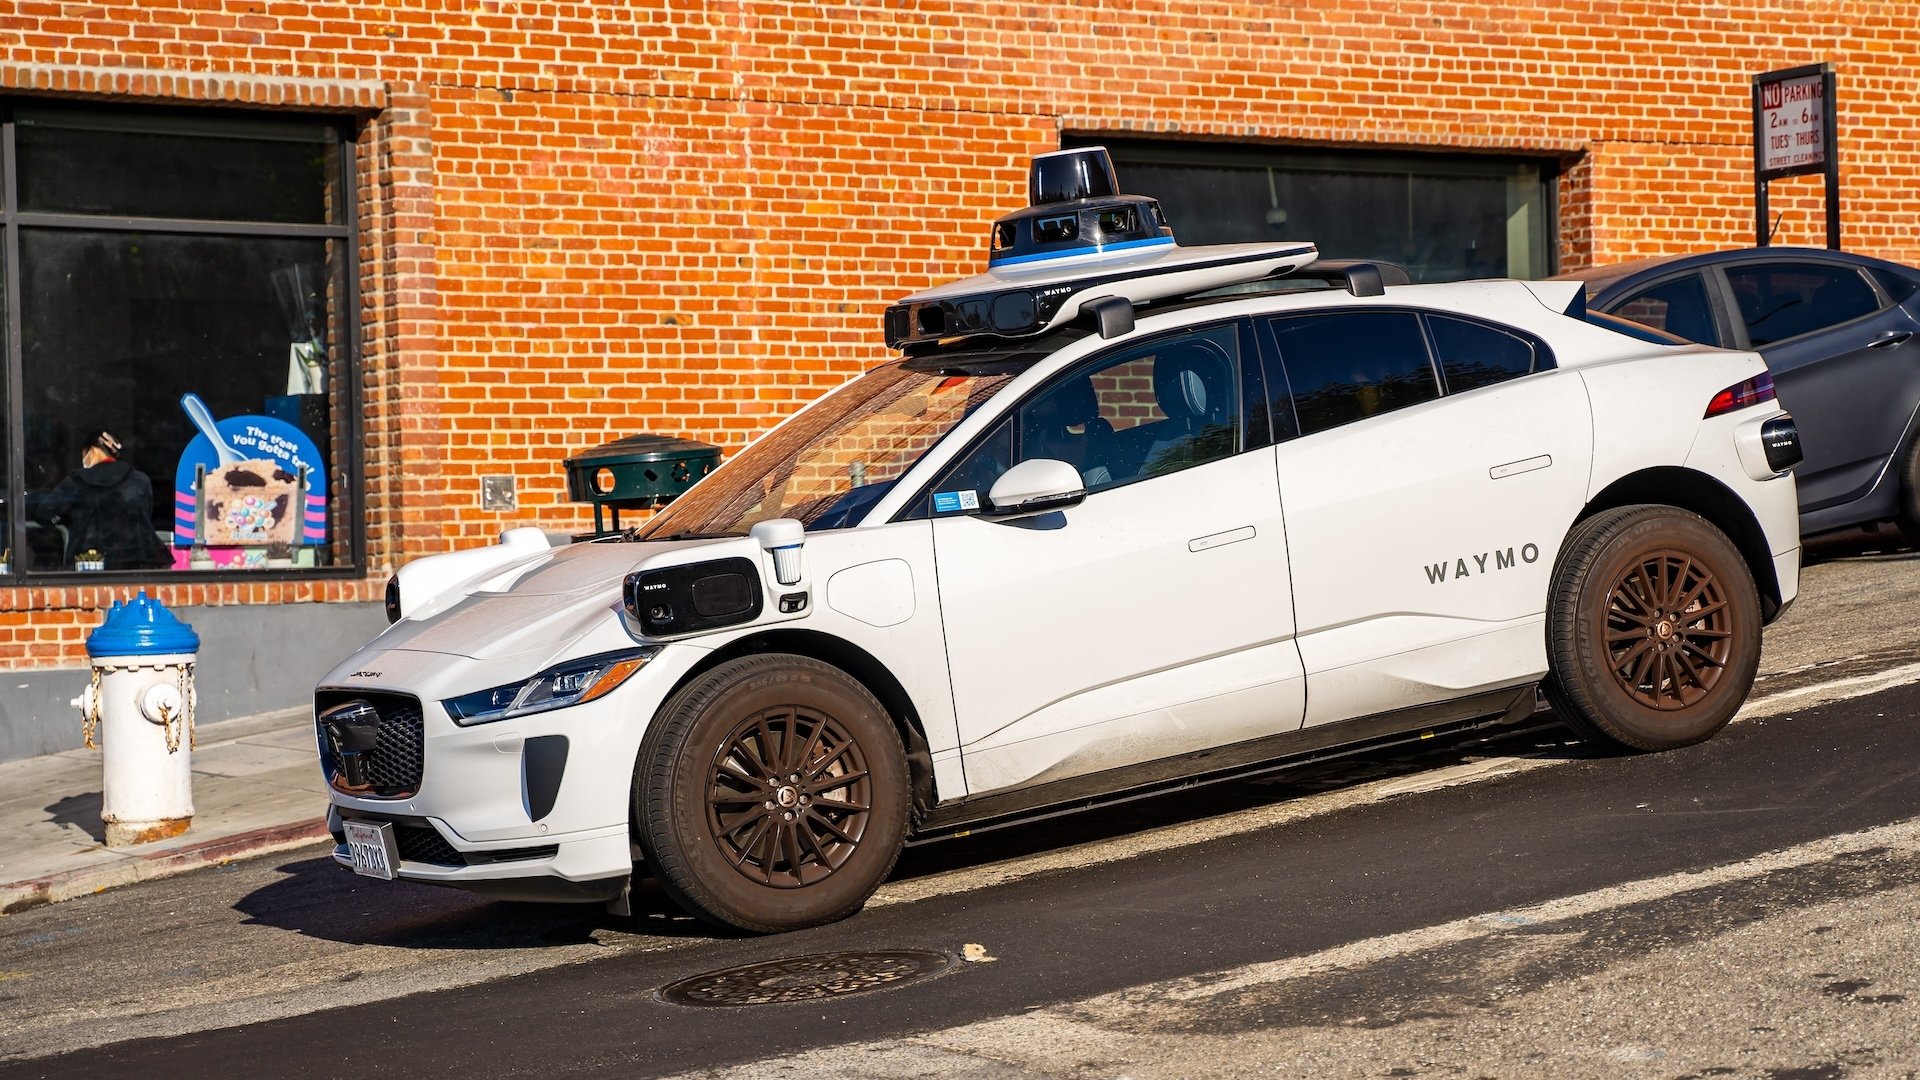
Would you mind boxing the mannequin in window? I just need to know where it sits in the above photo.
[32,430,173,570]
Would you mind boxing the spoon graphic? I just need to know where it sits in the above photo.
[181,393,245,467]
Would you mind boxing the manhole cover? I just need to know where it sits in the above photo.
[659,950,954,1006]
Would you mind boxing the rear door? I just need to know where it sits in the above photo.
[1721,259,1920,514]
[1260,308,1593,728]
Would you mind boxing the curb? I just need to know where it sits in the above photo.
[0,818,333,916]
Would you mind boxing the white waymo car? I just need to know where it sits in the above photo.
[318,149,1803,932]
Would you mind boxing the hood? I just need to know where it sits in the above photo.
[378,536,729,662]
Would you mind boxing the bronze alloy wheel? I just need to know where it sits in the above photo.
[1545,504,1762,753]
[706,706,873,889]
[637,653,909,933]
[1601,549,1735,710]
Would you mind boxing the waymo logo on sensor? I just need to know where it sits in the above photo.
[1426,544,1541,584]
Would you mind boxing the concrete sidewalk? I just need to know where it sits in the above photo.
[0,706,331,915]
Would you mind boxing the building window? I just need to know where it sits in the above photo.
[2,104,358,578]
[1075,137,1557,283]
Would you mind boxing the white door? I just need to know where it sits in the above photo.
[1261,310,1594,727]
[922,322,1305,797]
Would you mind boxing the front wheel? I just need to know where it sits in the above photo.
[1545,505,1762,753]
[635,653,909,933]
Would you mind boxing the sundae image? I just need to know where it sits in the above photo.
[201,460,301,546]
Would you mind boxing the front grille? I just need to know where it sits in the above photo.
[316,691,426,798]
[395,823,463,866]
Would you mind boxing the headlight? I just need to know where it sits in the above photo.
[384,575,402,623]
[443,647,661,726]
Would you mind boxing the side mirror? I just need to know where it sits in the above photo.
[985,458,1086,518]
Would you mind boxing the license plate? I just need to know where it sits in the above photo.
[343,820,400,880]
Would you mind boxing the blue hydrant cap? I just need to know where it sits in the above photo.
[86,591,200,658]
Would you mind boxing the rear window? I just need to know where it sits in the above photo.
[1427,315,1540,393]
[1608,273,1719,345]
[1871,267,1919,305]
[1586,310,1691,346]
[1724,263,1881,346]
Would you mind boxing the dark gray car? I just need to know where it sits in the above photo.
[1561,247,1920,540]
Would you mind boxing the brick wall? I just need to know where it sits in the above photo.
[2,0,1916,669]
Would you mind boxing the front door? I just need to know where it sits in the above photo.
[922,321,1304,797]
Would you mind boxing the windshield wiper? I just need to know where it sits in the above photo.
[636,530,744,543]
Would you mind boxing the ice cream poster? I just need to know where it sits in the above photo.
[172,393,327,550]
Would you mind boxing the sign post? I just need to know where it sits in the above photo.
[1752,63,1840,249]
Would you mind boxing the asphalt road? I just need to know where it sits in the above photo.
[2,528,1917,1079]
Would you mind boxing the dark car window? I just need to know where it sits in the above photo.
[1724,262,1882,347]
[1870,267,1918,305]
[1586,309,1691,346]
[913,322,1246,515]
[1609,273,1719,345]
[1265,311,1439,437]
[1427,315,1539,393]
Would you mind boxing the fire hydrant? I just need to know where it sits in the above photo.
[70,591,201,847]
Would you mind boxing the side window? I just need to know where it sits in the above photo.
[921,323,1245,513]
[1610,273,1719,345]
[1871,267,1919,304]
[1427,315,1540,393]
[1724,262,1882,347]
[1265,312,1438,437]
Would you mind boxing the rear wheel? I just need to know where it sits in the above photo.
[1895,434,1920,547]
[1545,505,1762,752]
[635,653,908,933]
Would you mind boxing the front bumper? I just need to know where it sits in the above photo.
[315,643,710,891]
[326,804,631,900]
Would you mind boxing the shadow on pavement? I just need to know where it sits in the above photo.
[233,718,1600,946]
[1803,523,1916,565]
[44,792,106,844]
[232,851,713,948]
[894,717,1598,880]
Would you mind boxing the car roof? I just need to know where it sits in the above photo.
[1554,246,1919,300]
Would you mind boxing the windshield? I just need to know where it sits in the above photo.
[638,361,1020,538]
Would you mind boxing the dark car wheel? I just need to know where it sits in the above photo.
[635,653,909,933]
[1896,433,1920,547]
[1545,505,1762,753]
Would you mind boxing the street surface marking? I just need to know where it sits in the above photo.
[1735,659,1920,718]
[667,816,1920,1080]
[1144,813,1920,1004]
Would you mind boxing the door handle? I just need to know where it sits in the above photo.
[1867,330,1914,350]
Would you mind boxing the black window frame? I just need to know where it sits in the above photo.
[0,100,364,585]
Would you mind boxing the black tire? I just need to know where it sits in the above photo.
[635,653,908,933]
[1544,505,1762,753]
[1895,434,1920,547]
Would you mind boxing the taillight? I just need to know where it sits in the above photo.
[1704,372,1776,417]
